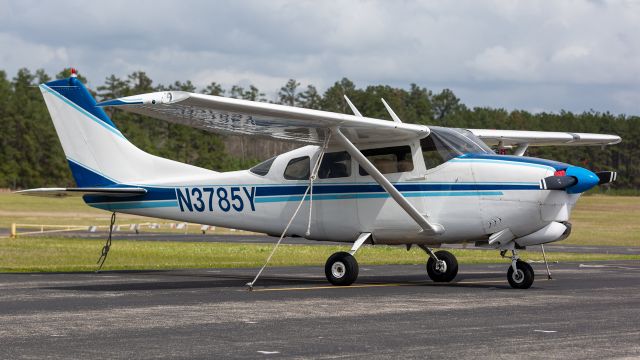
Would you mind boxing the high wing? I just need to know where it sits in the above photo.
[98,91,429,145]
[98,91,621,148]
[467,129,621,147]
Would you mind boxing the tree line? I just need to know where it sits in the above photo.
[0,68,638,190]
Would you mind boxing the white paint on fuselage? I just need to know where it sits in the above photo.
[90,142,579,246]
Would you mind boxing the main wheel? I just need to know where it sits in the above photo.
[507,260,534,289]
[426,250,458,282]
[325,251,359,286]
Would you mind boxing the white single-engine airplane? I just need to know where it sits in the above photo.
[20,70,621,289]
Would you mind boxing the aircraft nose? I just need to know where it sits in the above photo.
[565,166,600,194]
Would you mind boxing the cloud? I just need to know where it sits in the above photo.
[0,0,639,114]
[0,33,70,74]
[467,46,542,82]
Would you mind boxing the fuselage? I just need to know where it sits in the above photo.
[83,136,581,247]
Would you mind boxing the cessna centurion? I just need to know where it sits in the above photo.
[20,70,621,289]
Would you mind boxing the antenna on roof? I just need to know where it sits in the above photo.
[343,95,363,117]
[381,98,402,123]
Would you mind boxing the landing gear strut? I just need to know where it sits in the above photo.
[419,245,458,282]
[505,249,534,289]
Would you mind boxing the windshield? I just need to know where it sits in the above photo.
[421,126,493,169]
[430,126,493,155]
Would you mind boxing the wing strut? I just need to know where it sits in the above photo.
[513,143,529,156]
[332,127,444,236]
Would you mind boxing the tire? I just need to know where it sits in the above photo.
[426,250,458,282]
[325,251,359,286]
[507,260,535,289]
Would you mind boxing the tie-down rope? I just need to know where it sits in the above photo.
[246,133,331,290]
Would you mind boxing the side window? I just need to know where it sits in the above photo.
[284,156,310,180]
[318,151,351,179]
[250,156,276,176]
[358,146,414,176]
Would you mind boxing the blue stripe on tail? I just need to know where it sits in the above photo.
[67,159,117,187]
[44,77,119,130]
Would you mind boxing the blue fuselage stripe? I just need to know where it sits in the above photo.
[253,183,538,197]
[83,183,536,205]
[255,191,505,203]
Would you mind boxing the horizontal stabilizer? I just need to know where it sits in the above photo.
[15,187,147,198]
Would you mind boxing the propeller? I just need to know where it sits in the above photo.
[539,168,617,192]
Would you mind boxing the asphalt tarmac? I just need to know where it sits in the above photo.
[1,261,638,359]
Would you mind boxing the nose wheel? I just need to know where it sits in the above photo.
[505,250,535,289]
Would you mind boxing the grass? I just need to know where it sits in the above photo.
[0,193,638,272]
[0,237,638,273]
[563,195,640,247]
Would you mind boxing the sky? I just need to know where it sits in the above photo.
[1,0,639,115]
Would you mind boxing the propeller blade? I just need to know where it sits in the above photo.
[595,171,617,185]
[540,176,577,190]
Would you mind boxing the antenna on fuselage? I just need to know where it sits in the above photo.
[381,98,402,123]
[343,95,363,117]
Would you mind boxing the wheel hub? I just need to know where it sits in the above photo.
[435,260,447,273]
[512,269,524,283]
[331,261,346,279]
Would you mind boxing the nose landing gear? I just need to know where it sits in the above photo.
[504,249,534,289]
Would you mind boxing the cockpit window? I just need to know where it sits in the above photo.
[284,156,310,180]
[421,126,493,169]
[250,156,276,176]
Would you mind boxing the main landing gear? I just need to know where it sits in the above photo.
[502,249,534,289]
[324,233,370,286]
[323,238,461,286]
[419,245,458,283]
[325,252,359,286]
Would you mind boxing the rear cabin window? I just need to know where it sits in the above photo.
[284,156,310,180]
[358,146,414,176]
[318,151,351,179]
[249,156,276,176]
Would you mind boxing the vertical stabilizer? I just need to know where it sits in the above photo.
[40,71,214,187]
